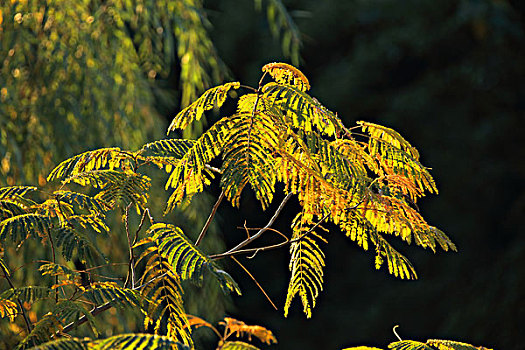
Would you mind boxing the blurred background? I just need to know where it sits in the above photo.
[1,0,524,349]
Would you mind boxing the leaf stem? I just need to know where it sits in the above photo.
[124,203,135,289]
[195,190,225,247]
[231,256,277,310]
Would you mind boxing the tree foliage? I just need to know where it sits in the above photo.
[0,63,482,350]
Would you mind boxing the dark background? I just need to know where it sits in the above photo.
[200,1,525,349]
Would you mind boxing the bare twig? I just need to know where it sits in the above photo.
[123,203,135,289]
[211,212,329,260]
[195,190,225,247]
[210,193,293,259]
[231,256,277,310]
[393,325,403,341]
[133,208,149,246]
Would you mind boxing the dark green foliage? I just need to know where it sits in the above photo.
[80,283,141,309]
[54,191,110,215]
[88,333,189,350]
[0,286,52,305]
[0,214,52,244]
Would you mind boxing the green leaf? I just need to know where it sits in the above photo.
[148,223,241,295]
[220,341,260,350]
[89,333,189,350]
[388,340,434,350]
[0,213,53,244]
[47,148,130,183]
[168,82,240,132]
[0,186,37,200]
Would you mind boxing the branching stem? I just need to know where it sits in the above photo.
[211,192,293,259]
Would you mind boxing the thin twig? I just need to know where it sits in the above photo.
[123,203,135,289]
[393,325,403,341]
[211,193,293,259]
[0,263,34,338]
[195,190,225,247]
[230,256,277,310]
[132,208,149,246]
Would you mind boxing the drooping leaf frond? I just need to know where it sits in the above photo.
[372,232,417,280]
[1,286,52,305]
[54,222,102,263]
[0,213,53,244]
[263,82,341,137]
[53,190,110,215]
[63,170,150,209]
[168,82,240,132]
[284,215,327,318]
[138,139,196,173]
[137,244,192,346]
[16,311,62,350]
[165,118,230,211]
[47,148,131,183]
[220,341,260,350]
[262,62,310,91]
[0,297,18,322]
[139,139,196,158]
[358,121,437,194]
[220,317,277,345]
[147,223,241,295]
[15,300,96,349]
[0,199,27,220]
[88,333,189,350]
[220,94,280,208]
[80,282,141,309]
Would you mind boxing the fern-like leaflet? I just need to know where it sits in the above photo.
[168,82,240,132]
[220,94,280,209]
[47,148,131,183]
[284,214,327,318]
[146,223,241,295]
[30,333,189,350]
[0,213,53,244]
[135,238,192,346]
[165,118,230,211]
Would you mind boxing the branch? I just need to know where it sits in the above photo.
[211,192,293,259]
[123,203,135,289]
[211,212,329,260]
[195,190,225,247]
